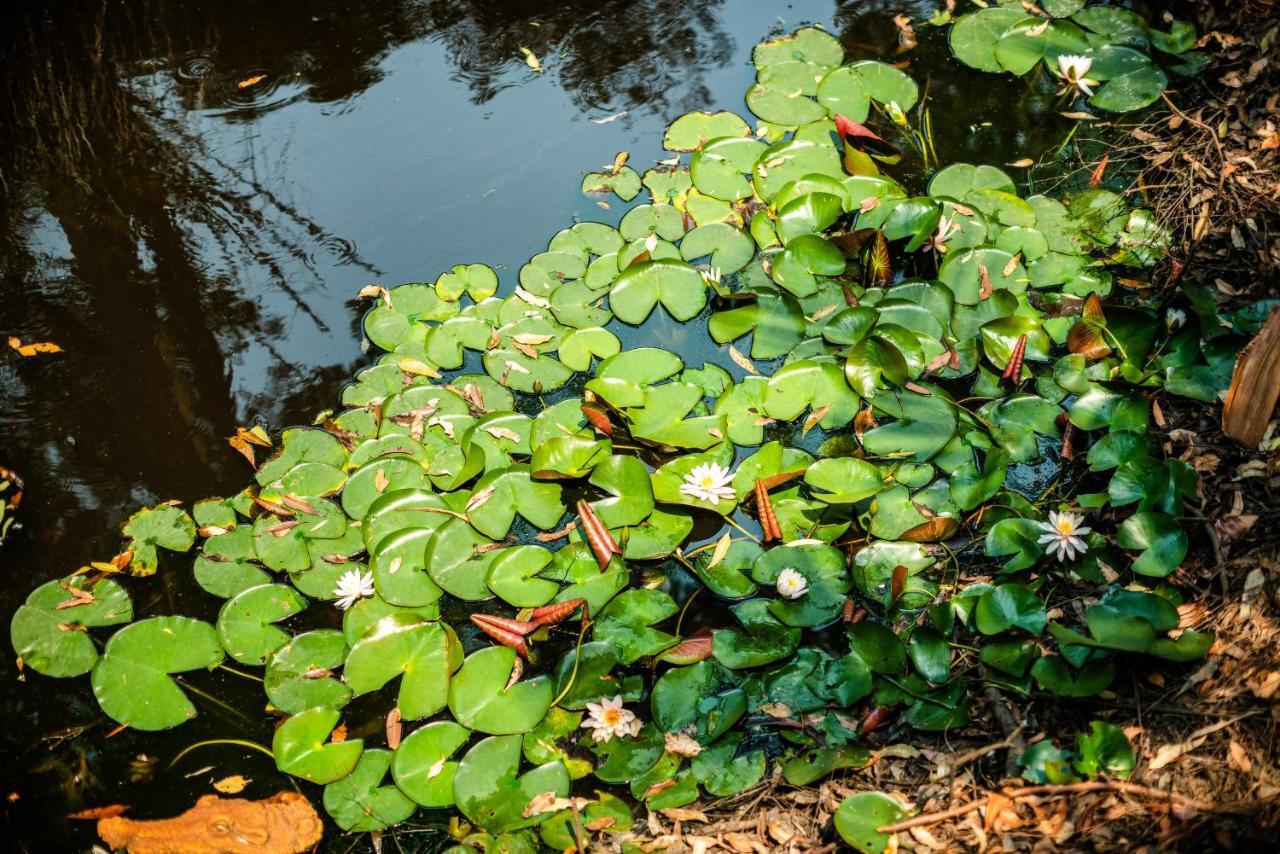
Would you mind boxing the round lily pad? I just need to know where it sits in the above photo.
[835,791,909,853]
[90,616,224,731]
[10,576,132,678]
[216,583,306,665]
[449,646,554,734]
[265,629,352,714]
[273,706,364,784]
[323,748,416,832]
[454,734,570,834]
[392,720,471,807]
[344,614,457,719]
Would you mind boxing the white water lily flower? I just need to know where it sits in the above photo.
[1165,307,1187,332]
[581,696,641,743]
[680,462,736,506]
[1056,54,1097,97]
[1037,510,1092,562]
[700,266,722,287]
[775,567,809,600]
[333,569,375,610]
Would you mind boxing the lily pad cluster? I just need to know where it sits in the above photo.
[945,1,1205,111]
[8,24,1232,852]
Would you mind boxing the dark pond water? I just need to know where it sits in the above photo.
[0,1,1077,849]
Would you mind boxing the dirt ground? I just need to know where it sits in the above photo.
[624,4,1280,851]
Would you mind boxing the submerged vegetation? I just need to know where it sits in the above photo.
[9,8,1254,852]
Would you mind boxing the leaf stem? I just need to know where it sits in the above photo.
[167,737,273,769]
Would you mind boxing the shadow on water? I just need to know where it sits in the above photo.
[0,1,1073,849]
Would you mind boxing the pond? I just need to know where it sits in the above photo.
[0,1,1226,851]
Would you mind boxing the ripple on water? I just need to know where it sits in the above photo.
[174,52,215,83]
[309,234,361,268]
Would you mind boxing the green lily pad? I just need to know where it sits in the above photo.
[344,614,457,719]
[751,542,849,627]
[610,259,707,325]
[975,583,1047,635]
[712,599,801,669]
[664,111,751,152]
[90,616,223,730]
[593,589,679,664]
[467,465,565,539]
[691,732,765,796]
[1117,512,1187,577]
[323,748,416,832]
[582,165,642,201]
[216,583,306,665]
[265,629,352,714]
[121,504,196,575]
[804,457,885,504]
[435,263,499,302]
[587,454,655,528]
[1074,721,1134,778]
[450,646,554,734]
[817,61,919,121]
[392,720,472,807]
[273,706,364,784]
[10,576,132,678]
[835,791,910,854]
[194,526,272,598]
[454,735,570,834]
[949,8,1029,73]
[487,545,558,608]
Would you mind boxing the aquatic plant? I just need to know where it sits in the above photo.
[941,1,1206,112]
[9,23,1234,851]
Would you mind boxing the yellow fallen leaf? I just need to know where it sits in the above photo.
[1007,158,1035,168]
[8,336,63,357]
[212,775,250,794]
[519,47,544,73]
[707,532,732,569]
[398,357,442,378]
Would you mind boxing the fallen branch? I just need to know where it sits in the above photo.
[878,780,1230,834]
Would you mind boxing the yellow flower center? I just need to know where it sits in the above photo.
[602,708,622,726]
[1057,521,1074,534]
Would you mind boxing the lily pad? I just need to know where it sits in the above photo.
[216,583,307,665]
[449,646,554,734]
[835,791,909,854]
[344,614,457,719]
[610,259,707,325]
[91,616,224,730]
[323,748,416,832]
[121,504,196,575]
[265,630,352,714]
[392,720,472,807]
[273,706,364,784]
[10,576,132,678]
[454,734,571,834]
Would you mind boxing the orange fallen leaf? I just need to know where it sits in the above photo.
[237,74,266,89]
[8,336,63,357]
[68,804,129,820]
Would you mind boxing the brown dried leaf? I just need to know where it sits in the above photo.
[728,345,758,375]
[1223,307,1280,447]
[385,708,402,750]
[801,405,829,436]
